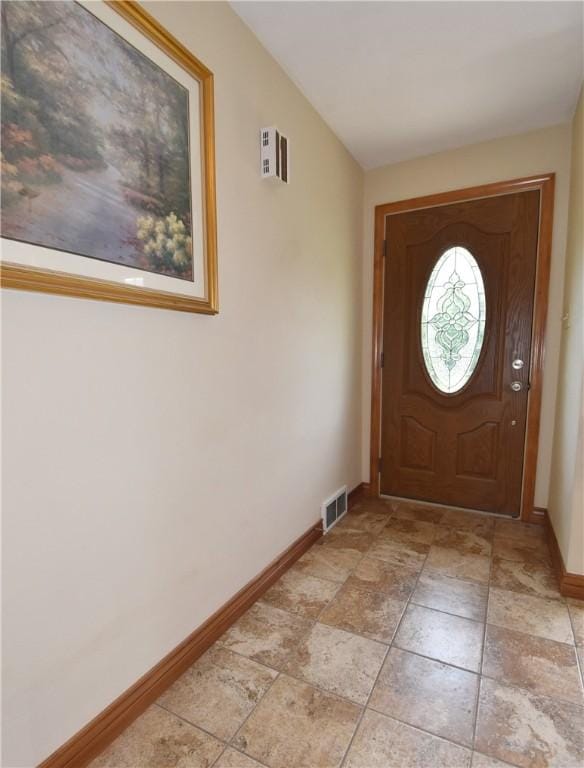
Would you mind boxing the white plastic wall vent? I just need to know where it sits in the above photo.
[321,486,348,533]
[260,126,288,183]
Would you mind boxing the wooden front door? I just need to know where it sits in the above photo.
[380,190,540,516]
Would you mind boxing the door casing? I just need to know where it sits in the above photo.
[369,174,555,522]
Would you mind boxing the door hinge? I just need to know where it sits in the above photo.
[378,457,382,473]
[380,351,384,368]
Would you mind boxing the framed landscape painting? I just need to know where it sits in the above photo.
[0,0,218,313]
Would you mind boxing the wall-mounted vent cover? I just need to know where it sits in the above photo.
[260,126,289,183]
[321,485,348,533]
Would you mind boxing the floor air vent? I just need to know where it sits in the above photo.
[321,486,348,532]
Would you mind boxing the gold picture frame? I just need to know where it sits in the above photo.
[0,0,218,314]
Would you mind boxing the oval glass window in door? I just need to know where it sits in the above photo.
[421,246,486,394]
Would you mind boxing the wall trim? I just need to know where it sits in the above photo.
[369,173,555,521]
[527,505,548,525]
[347,482,372,506]
[546,512,584,600]
[38,520,323,768]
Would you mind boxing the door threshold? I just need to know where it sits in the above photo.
[378,493,519,520]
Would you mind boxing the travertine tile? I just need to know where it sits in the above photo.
[158,647,277,741]
[369,647,479,747]
[351,497,391,515]
[412,571,488,621]
[440,508,494,536]
[568,598,584,646]
[261,568,340,619]
[425,545,491,583]
[344,710,471,768]
[335,510,389,534]
[319,585,405,643]
[367,536,429,571]
[232,675,360,768]
[492,536,551,566]
[214,748,266,768]
[89,705,223,768]
[487,587,573,644]
[218,602,312,669]
[491,556,561,600]
[433,527,492,556]
[381,517,436,545]
[283,621,387,704]
[88,502,584,768]
[320,528,375,555]
[475,677,584,768]
[471,753,515,768]
[389,500,445,524]
[394,604,484,672]
[494,518,546,544]
[483,624,583,705]
[346,556,418,600]
[294,545,361,583]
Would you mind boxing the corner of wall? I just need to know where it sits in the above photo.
[547,83,584,575]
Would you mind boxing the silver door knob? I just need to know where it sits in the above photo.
[512,359,524,370]
[511,380,523,392]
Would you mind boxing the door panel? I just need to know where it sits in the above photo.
[380,191,540,516]
[456,422,498,479]
[401,416,436,471]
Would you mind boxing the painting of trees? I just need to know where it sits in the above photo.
[0,1,193,280]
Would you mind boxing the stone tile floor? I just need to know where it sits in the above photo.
[90,498,584,768]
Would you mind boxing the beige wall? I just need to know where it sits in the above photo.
[1,3,364,765]
[362,124,572,509]
[548,87,584,573]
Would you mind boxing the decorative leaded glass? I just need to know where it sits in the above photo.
[421,246,486,394]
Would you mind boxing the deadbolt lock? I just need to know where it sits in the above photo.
[512,359,524,370]
[511,380,523,392]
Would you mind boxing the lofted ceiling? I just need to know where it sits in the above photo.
[231,1,584,169]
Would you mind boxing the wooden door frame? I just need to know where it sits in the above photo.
[369,173,555,522]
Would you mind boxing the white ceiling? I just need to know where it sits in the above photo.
[231,1,584,169]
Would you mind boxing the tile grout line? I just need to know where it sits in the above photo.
[158,502,577,768]
[338,517,439,768]
[406,598,487,626]
[251,511,435,647]
[316,504,422,767]
[207,506,394,766]
[226,671,283,760]
[374,505,496,763]
[96,506,388,766]
[212,636,584,737]
[335,640,387,767]
[218,641,502,711]
[211,744,272,768]
[471,530,495,756]
[261,506,400,633]
[385,514,482,766]
[387,644,481,677]
[154,701,231,748]
[326,507,581,762]
[364,642,584,710]
[94,502,577,768]
[363,705,476,753]
[169,504,571,763]
[566,602,584,690]
[216,505,395,767]
[154,662,280,766]
[219,506,568,760]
